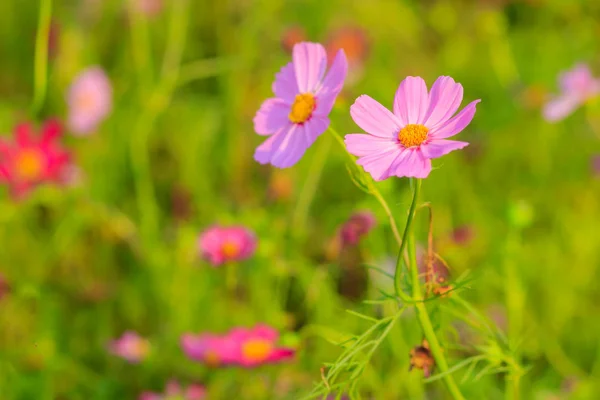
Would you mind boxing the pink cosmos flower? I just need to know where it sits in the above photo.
[0,120,70,198]
[345,76,480,180]
[181,324,295,368]
[139,380,206,400]
[543,63,600,122]
[108,331,150,363]
[181,333,239,367]
[253,42,348,168]
[198,225,256,266]
[339,211,376,246]
[227,324,295,368]
[67,67,113,135]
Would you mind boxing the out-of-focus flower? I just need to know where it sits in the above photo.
[181,333,238,366]
[0,120,70,198]
[339,211,376,246]
[60,163,85,188]
[409,339,435,377]
[198,225,256,266]
[268,170,294,202]
[253,42,348,168]
[66,67,113,135]
[543,63,600,122]
[0,273,10,300]
[48,21,60,59]
[139,380,206,400]
[345,76,480,180]
[325,26,369,84]
[181,324,295,368]
[108,331,150,363]
[171,185,193,221]
[134,0,163,17]
[450,224,475,246]
[281,25,307,54]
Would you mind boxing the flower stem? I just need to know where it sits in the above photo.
[399,179,465,400]
[393,179,421,296]
[31,0,52,116]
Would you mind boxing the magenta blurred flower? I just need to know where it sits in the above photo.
[67,67,112,135]
[181,333,238,367]
[181,324,295,368]
[543,63,600,122]
[139,380,206,400]
[591,154,600,178]
[0,120,70,198]
[108,331,150,363]
[340,211,376,246]
[345,76,480,180]
[253,42,348,167]
[198,225,256,266]
[0,273,9,300]
[134,0,163,17]
[450,224,475,246]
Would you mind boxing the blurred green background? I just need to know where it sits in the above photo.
[1,0,600,399]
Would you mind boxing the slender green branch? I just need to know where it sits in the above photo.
[31,0,52,116]
[393,179,421,296]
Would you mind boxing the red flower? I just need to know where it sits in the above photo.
[0,120,70,198]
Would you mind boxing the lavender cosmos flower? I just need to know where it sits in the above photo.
[108,331,150,363]
[253,42,348,167]
[543,63,600,122]
[345,76,480,180]
[198,225,257,266]
[67,67,113,135]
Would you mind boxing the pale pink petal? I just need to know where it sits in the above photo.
[253,98,290,135]
[393,76,429,125]
[272,62,299,103]
[344,134,398,157]
[429,99,480,139]
[542,95,580,122]
[313,91,338,117]
[391,148,431,178]
[356,148,403,181]
[271,125,309,168]
[420,139,469,159]
[350,95,401,138]
[293,42,327,93]
[423,76,464,129]
[303,116,329,143]
[254,128,289,165]
[316,49,348,96]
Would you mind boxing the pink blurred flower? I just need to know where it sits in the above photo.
[198,225,256,266]
[67,67,112,135]
[0,273,10,300]
[139,380,206,400]
[253,42,348,168]
[591,154,600,178]
[181,324,295,368]
[0,120,71,198]
[181,333,238,367]
[543,63,600,122]
[345,76,480,180]
[133,0,163,17]
[108,331,150,363]
[325,26,369,84]
[450,224,475,246]
[281,25,307,54]
[339,211,376,246]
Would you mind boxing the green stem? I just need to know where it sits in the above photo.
[31,0,52,116]
[393,179,421,296]
[403,179,465,400]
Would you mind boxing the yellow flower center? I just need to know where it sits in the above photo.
[398,124,429,148]
[241,339,272,363]
[221,241,240,259]
[76,90,97,112]
[288,93,316,124]
[15,150,43,180]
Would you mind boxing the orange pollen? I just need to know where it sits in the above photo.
[15,150,43,180]
[288,93,316,124]
[398,124,429,148]
[241,339,273,363]
[221,241,240,259]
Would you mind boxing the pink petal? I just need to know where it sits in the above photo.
[391,148,432,179]
[302,115,329,144]
[271,125,309,168]
[350,95,401,138]
[393,76,429,125]
[313,91,338,118]
[420,139,469,159]
[344,134,398,157]
[542,95,580,122]
[272,62,299,104]
[429,99,480,139]
[14,123,34,147]
[253,98,290,135]
[317,49,348,96]
[254,125,292,165]
[293,42,327,93]
[356,147,403,181]
[423,76,464,129]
